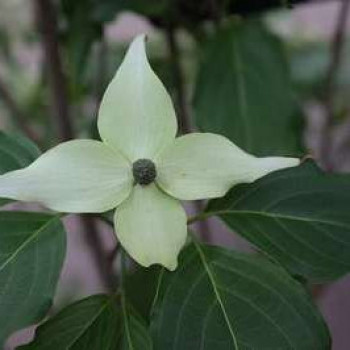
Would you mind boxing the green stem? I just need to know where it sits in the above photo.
[120,248,127,287]
[320,0,350,170]
[96,214,114,227]
[187,211,217,225]
[120,249,134,349]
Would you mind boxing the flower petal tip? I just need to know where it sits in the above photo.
[164,259,178,272]
[134,33,147,42]
[135,256,178,271]
[128,34,147,58]
[257,156,300,174]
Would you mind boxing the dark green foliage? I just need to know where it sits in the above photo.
[194,20,303,156]
[0,212,66,346]
[125,265,162,321]
[208,161,350,281]
[0,131,40,174]
[19,294,152,350]
[0,132,40,206]
[152,243,330,349]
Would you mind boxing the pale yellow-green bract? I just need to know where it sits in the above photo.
[0,35,300,270]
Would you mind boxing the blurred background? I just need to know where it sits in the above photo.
[0,0,350,348]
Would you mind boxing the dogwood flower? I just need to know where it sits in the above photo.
[0,35,300,270]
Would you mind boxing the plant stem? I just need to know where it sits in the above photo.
[81,215,117,291]
[34,0,116,291]
[187,210,230,226]
[312,0,350,300]
[34,0,74,141]
[320,0,350,170]
[120,248,127,287]
[187,212,212,225]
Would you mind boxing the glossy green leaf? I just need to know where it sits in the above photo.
[207,161,350,281]
[0,212,66,346]
[19,294,152,350]
[0,131,40,206]
[151,243,330,349]
[193,20,302,156]
[125,266,162,321]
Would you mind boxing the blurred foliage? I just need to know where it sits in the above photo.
[60,0,103,86]
[290,40,350,121]
[193,19,303,156]
[0,26,11,63]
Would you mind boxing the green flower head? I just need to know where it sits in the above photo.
[0,35,300,270]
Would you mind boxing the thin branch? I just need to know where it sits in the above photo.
[81,215,117,291]
[34,0,116,291]
[320,0,350,170]
[0,76,39,141]
[311,0,350,300]
[34,0,74,141]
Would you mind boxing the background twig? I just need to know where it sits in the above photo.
[34,0,116,291]
[319,0,350,170]
[34,0,74,141]
[312,0,350,300]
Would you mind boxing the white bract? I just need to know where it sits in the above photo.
[0,35,300,270]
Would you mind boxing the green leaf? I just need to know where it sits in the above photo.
[120,296,153,350]
[0,131,40,206]
[193,20,303,156]
[0,132,40,174]
[151,243,330,350]
[0,212,66,346]
[125,266,162,321]
[19,294,152,349]
[207,160,350,282]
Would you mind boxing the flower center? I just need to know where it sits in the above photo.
[132,159,157,185]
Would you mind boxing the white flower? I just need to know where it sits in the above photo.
[0,35,300,270]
